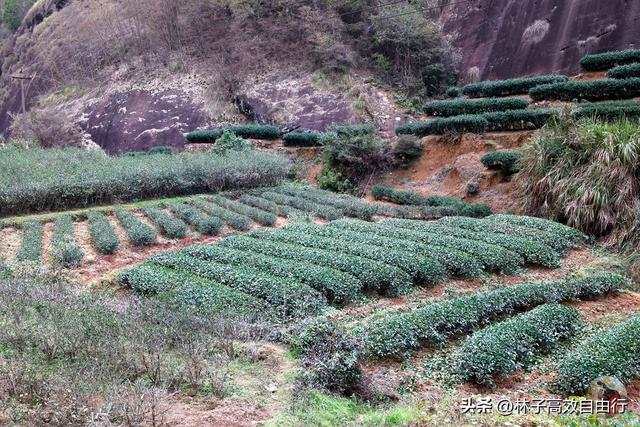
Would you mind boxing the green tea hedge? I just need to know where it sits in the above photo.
[360,273,625,359]
[529,78,640,102]
[608,63,640,79]
[283,131,322,147]
[461,75,568,98]
[221,235,412,295]
[87,211,120,255]
[239,194,289,217]
[483,109,558,131]
[396,115,488,136]
[167,202,223,236]
[372,186,464,208]
[260,191,343,221]
[142,207,188,239]
[574,100,640,121]
[446,87,461,98]
[580,49,640,72]
[186,125,282,143]
[213,196,277,226]
[423,98,528,117]
[276,186,378,221]
[481,151,522,175]
[555,316,640,395]
[115,209,157,246]
[335,123,376,137]
[147,252,327,319]
[16,221,44,262]
[455,304,580,386]
[190,199,252,231]
[51,216,84,268]
[185,130,224,143]
[184,243,363,305]
[487,214,585,244]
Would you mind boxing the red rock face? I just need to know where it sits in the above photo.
[442,0,640,80]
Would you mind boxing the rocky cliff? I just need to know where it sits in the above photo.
[442,0,639,80]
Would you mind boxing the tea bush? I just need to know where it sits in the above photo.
[276,186,378,221]
[608,63,640,79]
[213,196,277,226]
[487,214,585,244]
[184,244,363,305]
[396,115,488,136]
[167,202,224,236]
[259,191,343,221]
[185,129,223,143]
[0,147,289,216]
[239,194,289,217]
[455,304,581,386]
[574,100,640,121]
[51,216,84,268]
[190,199,253,231]
[529,78,640,102]
[186,125,282,142]
[423,98,528,117]
[16,221,44,262]
[86,211,120,255]
[372,186,464,208]
[283,131,322,147]
[480,151,522,175]
[115,209,157,246]
[554,316,640,394]
[360,273,625,359]
[483,109,558,131]
[460,75,568,97]
[142,207,188,239]
[580,49,640,72]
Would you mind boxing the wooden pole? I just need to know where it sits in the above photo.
[10,74,34,148]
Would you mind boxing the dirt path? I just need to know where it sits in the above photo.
[0,227,21,261]
[41,221,54,265]
[75,220,100,267]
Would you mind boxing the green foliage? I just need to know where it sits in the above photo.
[184,244,363,305]
[608,62,640,79]
[529,78,640,102]
[574,100,640,121]
[423,97,528,117]
[460,75,568,98]
[190,199,253,230]
[118,263,274,321]
[208,129,254,154]
[16,221,43,262]
[166,202,224,235]
[146,251,327,319]
[115,209,157,246]
[0,146,289,216]
[277,186,378,221]
[51,216,84,268]
[318,165,353,193]
[421,63,457,97]
[86,211,120,255]
[487,213,585,246]
[142,206,188,239]
[396,115,488,136]
[580,49,640,72]
[147,145,173,155]
[239,194,289,217]
[260,191,343,221]
[480,151,523,175]
[445,87,461,98]
[455,304,581,386]
[185,129,223,143]
[220,235,412,295]
[1,0,21,32]
[554,316,640,395]
[483,109,558,131]
[283,131,322,147]
[359,273,626,359]
[185,125,282,143]
[392,135,423,162]
[213,196,277,226]
[517,116,640,248]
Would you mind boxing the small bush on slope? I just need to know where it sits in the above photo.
[167,202,224,236]
[142,207,188,239]
[480,151,522,175]
[87,211,120,254]
[580,49,640,72]
[529,78,640,102]
[16,221,44,262]
[115,209,157,246]
[51,215,83,268]
[423,97,528,117]
[460,75,568,98]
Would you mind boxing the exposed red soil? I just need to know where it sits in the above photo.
[0,227,20,260]
[162,396,270,427]
[41,221,54,264]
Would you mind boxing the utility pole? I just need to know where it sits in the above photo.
[10,72,33,114]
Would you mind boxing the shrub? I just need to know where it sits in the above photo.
[213,196,277,226]
[220,235,412,295]
[461,75,568,98]
[239,194,289,217]
[396,115,488,136]
[185,129,223,143]
[360,273,626,359]
[86,211,120,255]
[117,264,275,321]
[142,207,188,239]
[0,147,289,216]
[392,135,423,162]
[283,131,322,147]
[580,49,640,72]
[574,101,640,121]
[147,146,173,155]
[334,123,376,137]
[517,116,640,248]
[147,252,327,319]
[190,199,252,230]
[608,63,640,79]
[16,221,44,262]
[529,78,640,102]
[184,244,363,305]
[276,186,378,221]
[483,109,558,131]
[481,151,523,175]
[446,87,461,98]
[423,97,528,117]
[385,217,563,268]
[167,202,224,236]
[115,209,157,246]
[260,191,342,221]
[51,216,84,268]
[455,304,581,386]
[554,316,640,395]
[372,186,463,208]
[486,214,584,246]
[317,165,352,193]
[229,124,282,140]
